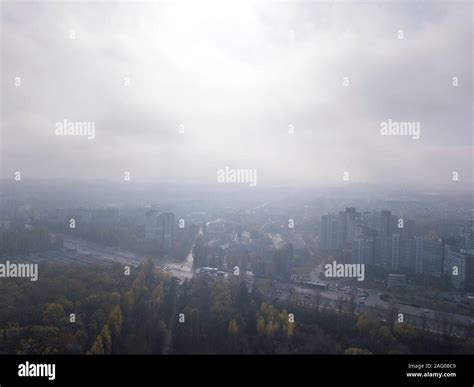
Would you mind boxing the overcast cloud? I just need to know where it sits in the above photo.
[1,0,472,189]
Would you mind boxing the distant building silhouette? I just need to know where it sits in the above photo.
[145,209,175,255]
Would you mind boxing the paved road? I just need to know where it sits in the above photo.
[273,280,473,335]
[61,233,199,281]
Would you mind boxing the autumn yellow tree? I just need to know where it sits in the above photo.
[100,325,112,354]
[228,319,239,335]
[88,335,104,355]
[257,316,266,336]
[108,305,123,339]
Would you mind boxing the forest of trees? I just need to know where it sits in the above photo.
[1,259,473,355]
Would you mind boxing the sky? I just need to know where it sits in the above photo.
[1,0,472,190]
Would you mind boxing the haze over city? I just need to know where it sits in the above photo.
[0,2,474,384]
